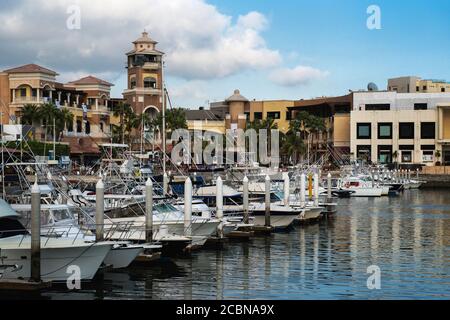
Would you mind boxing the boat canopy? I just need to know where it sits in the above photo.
[0,199,19,219]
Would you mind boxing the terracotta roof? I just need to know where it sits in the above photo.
[4,63,58,76]
[226,89,248,103]
[63,137,101,155]
[67,75,114,87]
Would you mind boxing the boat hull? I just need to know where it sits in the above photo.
[0,239,112,282]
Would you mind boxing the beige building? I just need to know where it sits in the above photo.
[388,76,450,93]
[351,91,450,166]
[0,63,119,161]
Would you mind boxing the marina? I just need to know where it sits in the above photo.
[1,189,449,300]
[0,0,449,305]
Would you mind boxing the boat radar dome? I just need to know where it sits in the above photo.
[367,82,378,91]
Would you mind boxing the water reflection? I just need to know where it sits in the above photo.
[2,190,449,300]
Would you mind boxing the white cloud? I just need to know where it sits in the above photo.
[0,0,281,81]
[269,65,329,87]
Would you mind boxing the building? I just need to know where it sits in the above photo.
[209,89,295,133]
[123,31,164,119]
[288,94,352,155]
[351,91,450,166]
[0,63,119,162]
[388,76,450,93]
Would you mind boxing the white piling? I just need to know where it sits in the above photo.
[243,176,249,224]
[96,179,104,242]
[314,173,319,207]
[327,173,332,203]
[145,178,153,243]
[283,172,290,208]
[300,173,306,208]
[184,177,192,237]
[265,175,271,227]
[216,176,224,238]
[163,172,169,196]
[416,168,420,179]
[31,179,41,282]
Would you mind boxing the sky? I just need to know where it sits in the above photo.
[0,0,449,107]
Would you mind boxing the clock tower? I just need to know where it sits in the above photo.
[123,31,164,117]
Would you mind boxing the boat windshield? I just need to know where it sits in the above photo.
[154,203,178,213]
[52,209,73,222]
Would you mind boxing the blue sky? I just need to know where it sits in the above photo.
[1,0,449,107]
[185,0,450,103]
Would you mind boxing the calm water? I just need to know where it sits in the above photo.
[8,189,450,300]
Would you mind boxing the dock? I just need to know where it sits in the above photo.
[0,279,51,291]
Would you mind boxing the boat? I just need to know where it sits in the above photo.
[0,199,113,282]
[11,203,144,269]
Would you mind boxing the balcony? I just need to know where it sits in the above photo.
[13,97,46,104]
[143,62,160,70]
[123,87,162,95]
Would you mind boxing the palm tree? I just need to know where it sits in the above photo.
[58,108,74,139]
[38,103,58,143]
[281,132,306,164]
[20,104,40,139]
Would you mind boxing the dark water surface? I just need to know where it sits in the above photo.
[9,190,450,299]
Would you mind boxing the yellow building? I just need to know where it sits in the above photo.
[388,76,450,93]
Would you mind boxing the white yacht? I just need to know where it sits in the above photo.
[338,176,384,197]
[11,203,144,269]
[0,200,113,282]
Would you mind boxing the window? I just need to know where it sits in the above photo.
[442,88,446,92]
[399,145,414,151]
[421,122,436,139]
[130,76,136,89]
[421,145,436,151]
[100,122,104,133]
[378,123,392,139]
[357,123,371,139]
[76,120,82,133]
[85,121,90,135]
[414,103,427,110]
[144,77,157,89]
[67,121,73,132]
[357,145,371,161]
[416,86,419,92]
[399,123,414,139]
[422,151,434,162]
[365,104,390,111]
[401,151,412,163]
[286,111,292,120]
[254,112,263,120]
[378,145,393,164]
[267,112,280,120]
[20,88,27,97]
[423,86,427,91]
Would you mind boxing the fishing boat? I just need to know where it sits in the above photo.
[11,203,145,269]
[0,199,113,282]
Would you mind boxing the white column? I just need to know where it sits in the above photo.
[283,172,290,207]
[300,173,306,208]
[76,95,80,105]
[49,90,53,101]
[184,178,192,237]
[36,88,40,103]
[12,89,16,103]
[95,98,99,111]
[58,91,62,103]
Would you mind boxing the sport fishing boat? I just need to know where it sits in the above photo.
[105,201,221,248]
[338,176,384,197]
[11,203,145,269]
[0,199,113,282]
